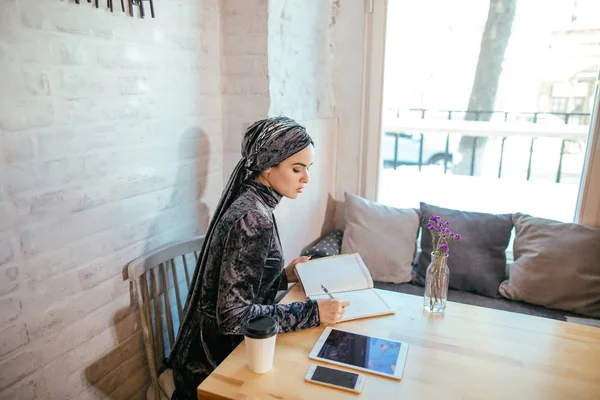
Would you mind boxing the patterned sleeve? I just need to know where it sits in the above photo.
[216,210,320,335]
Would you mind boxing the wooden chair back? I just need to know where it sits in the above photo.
[124,235,205,399]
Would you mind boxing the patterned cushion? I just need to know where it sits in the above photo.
[301,230,344,258]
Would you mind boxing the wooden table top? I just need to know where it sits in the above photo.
[198,284,600,400]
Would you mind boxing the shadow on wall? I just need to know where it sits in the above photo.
[84,128,212,399]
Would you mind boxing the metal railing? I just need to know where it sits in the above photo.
[383,108,591,183]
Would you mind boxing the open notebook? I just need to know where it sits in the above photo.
[294,253,395,322]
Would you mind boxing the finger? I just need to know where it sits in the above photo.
[341,300,351,307]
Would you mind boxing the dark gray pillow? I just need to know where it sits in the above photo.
[414,202,513,298]
[301,230,343,259]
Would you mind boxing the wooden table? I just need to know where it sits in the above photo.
[198,284,600,399]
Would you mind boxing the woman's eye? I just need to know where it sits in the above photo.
[293,169,301,173]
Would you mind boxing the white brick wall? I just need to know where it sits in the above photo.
[220,0,270,181]
[267,0,336,121]
[0,1,222,399]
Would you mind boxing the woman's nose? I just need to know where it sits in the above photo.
[302,171,309,184]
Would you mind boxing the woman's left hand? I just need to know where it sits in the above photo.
[284,256,312,282]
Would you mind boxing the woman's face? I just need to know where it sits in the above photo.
[262,145,314,199]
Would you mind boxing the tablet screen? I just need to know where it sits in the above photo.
[316,329,402,375]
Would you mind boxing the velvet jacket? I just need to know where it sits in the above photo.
[170,180,320,399]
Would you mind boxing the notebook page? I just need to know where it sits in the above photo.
[308,289,394,321]
[295,253,372,297]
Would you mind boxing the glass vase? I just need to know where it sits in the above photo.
[423,252,450,313]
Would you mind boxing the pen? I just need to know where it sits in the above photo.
[321,284,335,299]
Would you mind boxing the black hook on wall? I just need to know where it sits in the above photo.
[71,0,155,18]
[131,0,156,18]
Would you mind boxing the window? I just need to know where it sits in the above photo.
[373,0,600,225]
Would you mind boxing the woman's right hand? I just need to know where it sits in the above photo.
[317,299,351,325]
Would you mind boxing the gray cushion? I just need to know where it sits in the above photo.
[499,213,600,318]
[374,281,583,321]
[341,192,419,284]
[415,202,513,298]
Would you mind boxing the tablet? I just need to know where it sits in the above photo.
[308,327,409,380]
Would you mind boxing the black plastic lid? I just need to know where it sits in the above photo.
[242,315,278,339]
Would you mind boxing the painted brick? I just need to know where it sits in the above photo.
[0,263,19,296]
[24,276,124,343]
[222,0,267,14]
[249,13,269,34]
[24,222,199,341]
[19,184,205,256]
[0,304,136,394]
[4,157,86,195]
[83,351,147,399]
[83,331,144,388]
[0,0,19,33]
[0,44,6,63]
[19,0,115,39]
[222,14,252,35]
[222,34,268,55]
[0,378,37,400]
[221,55,269,76]
[0,296,21,327]
[0,63,53,98]
[0,202,12,231]
[33,117,221,161]
[0,349,38,391]
[222,94,270,117]
[1,132,36,163]
[0,323,29,357]
[21,210,201,283]
[104,364,150,400]
[96,43,154,70]
[0,233,15,266]
[34,335,144,399]
[221,75,269,95]
[0,31,97,65]
[0,98,64,132]
[35,122,153,160]
[223,119,250,152]
[77,221,198,291]
[34,293,138,375]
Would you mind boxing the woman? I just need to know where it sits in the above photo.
[167,116,349,400]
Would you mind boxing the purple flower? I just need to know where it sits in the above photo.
[427,223,435,230]
[439,243,449,253]
[455,233,461,240]
[429,216,441,222]
[445,221,450,226]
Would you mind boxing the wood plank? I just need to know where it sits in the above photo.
[182,255,191,288]
[170,258,184,319]
[159,263,175,348]
[138,275,161,400]
[149,269,165,365]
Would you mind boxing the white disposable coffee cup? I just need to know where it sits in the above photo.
[242,315,278,373]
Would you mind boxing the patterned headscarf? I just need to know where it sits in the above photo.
[242,117,313,172]
[168,117,313,368]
